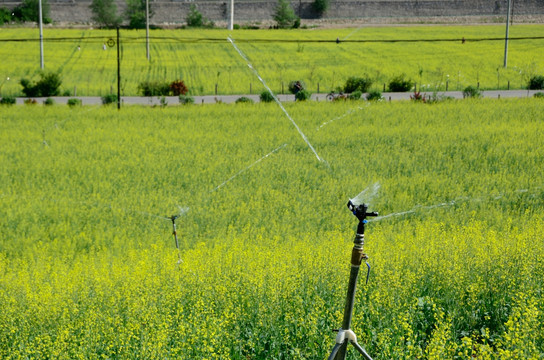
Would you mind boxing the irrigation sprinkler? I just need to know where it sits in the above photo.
[169,214,182,265]
[327,200,378,360]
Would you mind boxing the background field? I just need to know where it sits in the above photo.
[1,98,543,358]
[0,25,543,96]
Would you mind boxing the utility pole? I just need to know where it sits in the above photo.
[146,0,150,60]
[117,27,121,110]
[38,0,44,69]
[504,0,512,68]
[228,0,234,30]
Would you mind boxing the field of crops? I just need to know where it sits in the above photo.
[0,25,543,96]
[1,98,543,359]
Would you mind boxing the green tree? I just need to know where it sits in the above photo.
[312,0,329,16]
[90,0,121,28]
[125,0,152,29]
[186,4,213,28]
[15,0,51,24]
[273,0,297,29]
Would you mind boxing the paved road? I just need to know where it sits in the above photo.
[13,90,541,106]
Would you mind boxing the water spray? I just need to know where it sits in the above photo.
[227,36,326,165]
[328,200,378,360]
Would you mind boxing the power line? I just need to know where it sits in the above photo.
[1,35,543,44]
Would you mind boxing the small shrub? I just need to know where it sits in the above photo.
[0,7,11,25]
[0,96,16,105]
[528,75,544,90]
[169,80,188,96]
[295,89,311,101]
[312,0,329,15]
[349,90,362,100]
[410,90,427,102]
[179,95,194,105]
[233,24,240,30]
[366,90,383,101]
[235,96,254,104]
[260,91,274,103]
[138,81,170,96]
[186,4,214,28]
[534,92,544,98]
[344,76,372,93]
[273,0,297,29]
[44,97,55,106]
[288,80,305,94]
[62,89,71,96]
[292,17,300,29]
[24,98,37,105]
[20,71,62,97]
[388,74,413,92]
[463,85,482,99]
[101,94,117,105]
[67,98,82,107]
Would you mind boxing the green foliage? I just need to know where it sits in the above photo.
[366,90,383,101]
[44,97,55,106]
[125,0,152,29]
[348,90,362,100]
[138,81,170,96]
[235,96,254,104]
[90,0,121,28]
[0,96,16,105]
[0,7,11,25]
[463,85,482,98]
[273,0,297,29]
[344,76,372,93]
[534,92,544,98]
[101,93,117,105]
[20,72,62,97]
[186,4,213,28]
[294,89,311,101]
[388,74,413,92]
[312,0,329,15]
[11,0,51,23]
[260,91,274,103]
[528,75,544,90]
[178,94,194,104]
[67,98,82,107]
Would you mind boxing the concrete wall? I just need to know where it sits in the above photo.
[1,0,543,24]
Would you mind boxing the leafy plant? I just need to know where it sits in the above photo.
[0,96,16,105]
[534,92,544,98]
[101,93,117,105]
[169,80,188,96]
[178,94,194,105]
[90,0,122,28]
[273,0,297,29]
[138,81,170,96]
[344,76,372,93]
[67,98,82,107]
[12,0,51,23]
[125,0,152,29]
[235,96,254,104]
[463,85,482,98]
[348,90,362,100]
[366,90,383,101]
[44,97,55,106]
[260,91,274,103]
[20,72,62,97]
[528,75,544,90]
[312,0,329,15]
[388,74,413,92]
[294,89,311,101]
[186,4,213,28]
[0,7,11,25]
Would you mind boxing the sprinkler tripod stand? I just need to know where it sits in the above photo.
[327,201,378,360]
[169,214,182,265]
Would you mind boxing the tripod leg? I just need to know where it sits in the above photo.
[327,342,343,360]
[350,340,373,360]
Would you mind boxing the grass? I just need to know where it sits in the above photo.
[1,98,543,358]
